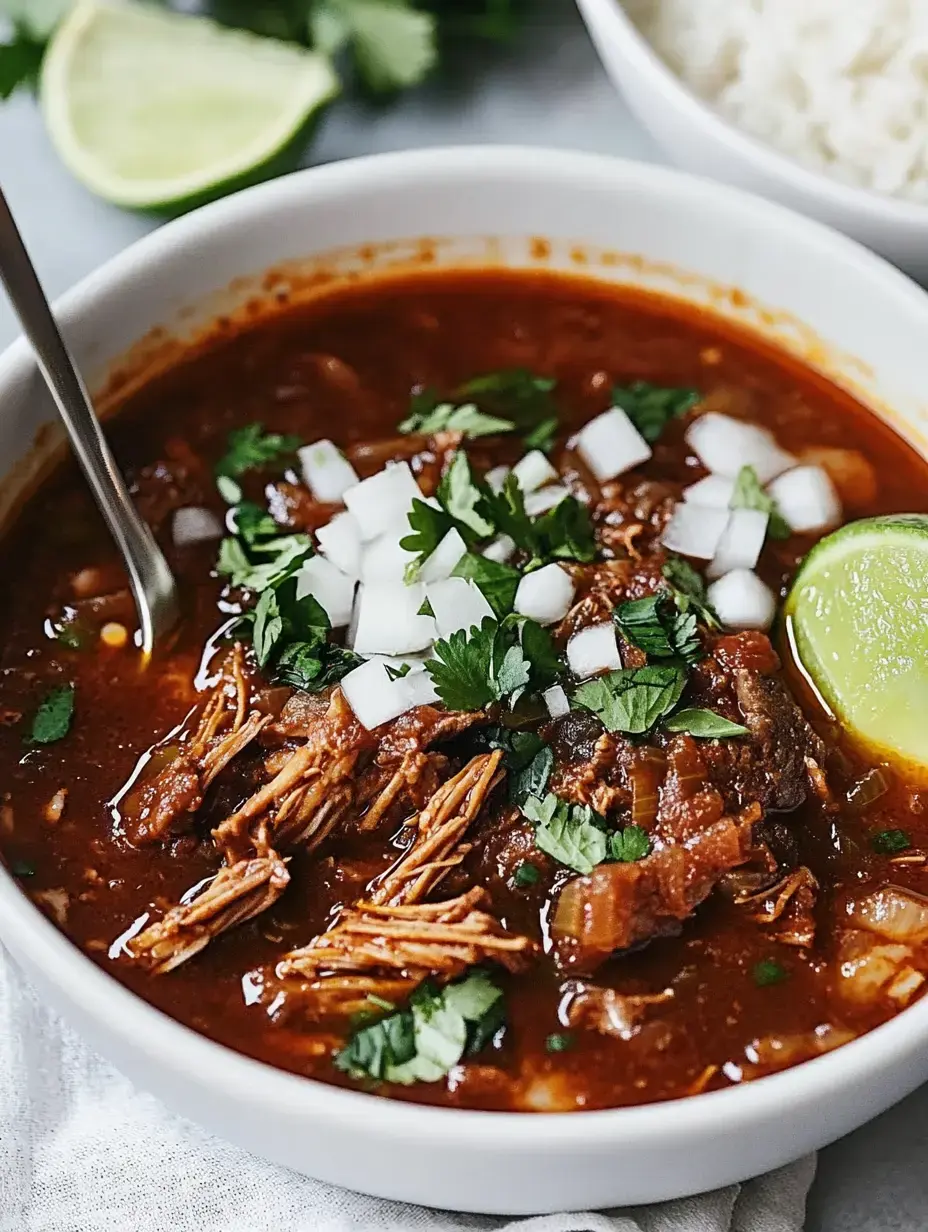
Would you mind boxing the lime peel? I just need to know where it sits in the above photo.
[785,513,928,766]
[40,0,340,211]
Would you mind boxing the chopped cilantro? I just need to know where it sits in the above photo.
[664,708,750,739]
[425,616,557,712]
[479,472,595,569]
[753,959,788,987]
[216,521,313,593]
[870,828,912,855]
[385,662,413,682]
[438,451,495,539]
[10,858,35,878]
[545,1031,574,1053]
[522,793,608,875]
[573,664,686,736]
[335,971,504,1085]
[513,861,541,888]
[311,0,438,94]
[477,728,554,805]
[398,400,515,438]
[27,684,75,746]
[215,423,301,481]
[614,594,701,665]
[459,369,558,448]
[400,498,456,577]
[452,553,520,619]
[611,381,700,443]
[662,556,720,630]
[731,465,791,541]
[609,825,651,863]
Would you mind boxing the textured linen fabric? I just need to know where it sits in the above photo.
[0,949,814,1232]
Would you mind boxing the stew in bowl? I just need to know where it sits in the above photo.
[3,264,927,1114]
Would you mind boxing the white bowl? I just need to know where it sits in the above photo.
[575,0,928,280]
[2,147,928,1215]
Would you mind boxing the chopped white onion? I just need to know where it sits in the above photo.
[543,684,571,719]
[683,474,736,509]
[485,465,510,494]
[343,462,421,541]
[574,407,652,482]
[706,508,769,580]
[513,450,559,494]
[353,582,435,655]
[514,563,575,626]
[566,622,622,678]
[419,528,467,584]
[685,413,794,483]
[426,577,494,638]
[294,555,356,627]
[766,465,842,534]
[661,502,730,560]
[360,528,417,584]
[403,667,441,708]
[707,568,777,632]
[298,439,359,504]
[483,535,516,564]
[315,511,362,579]
[524,485,570,517]
[340,658,413,731]
[171,506,223,546]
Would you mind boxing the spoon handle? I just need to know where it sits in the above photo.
[0,189,179,654]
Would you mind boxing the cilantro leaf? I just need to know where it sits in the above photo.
[609,825,651,863]
[27,684,75,745]
[663,708,750,739]
[614,595,702,665]
[400,497,455,576]
[531,494,596,565]
[574,663,686,735]
[611,381,700,444]
[452,553,520,619]
[438,451,494,539]
[276,642,363,692]
[233,501,280,550]
[425,617,498,710]
[662,556,720,630]
[217,532,312,592]
[398,401,514,438]
[731,465,791,541]
[252,587,285,666]
[215,423,301,481]
[870,828,911,855]
[459,369,557,443]
[523,417,558,453]
[425,615,559,711]
[513,861,540,888]
[0,30,43,100]
[522,793,608,875]
[471,727,553,806]
[335,971,504,1085]
[478,472,534,553]
[753,959,788,987]
[311,0,438,94]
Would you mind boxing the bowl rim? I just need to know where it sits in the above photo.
[3,143,928,1152]
[578,0,928,227]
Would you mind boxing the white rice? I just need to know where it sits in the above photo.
[625,0,928,202]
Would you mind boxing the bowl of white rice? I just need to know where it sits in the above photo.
[576,0,928,279]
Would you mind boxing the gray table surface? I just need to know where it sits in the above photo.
[1,2,926,1227]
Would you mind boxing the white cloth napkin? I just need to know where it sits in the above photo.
[0,949,814,1232]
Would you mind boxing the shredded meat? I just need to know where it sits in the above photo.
[264,885,536,1019]
[121,645,270,845]
[128,845,290,974]
[732,670,826,810]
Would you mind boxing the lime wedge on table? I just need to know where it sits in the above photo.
[785,515,928,766]
[40,1,339,211]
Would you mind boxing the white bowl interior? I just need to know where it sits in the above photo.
[2,148,928,1213]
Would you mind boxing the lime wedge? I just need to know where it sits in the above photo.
[40,1,339,211]
[785,514,928,765]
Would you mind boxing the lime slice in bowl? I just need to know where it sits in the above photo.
[785,514,928,765]
[40,0,339,211]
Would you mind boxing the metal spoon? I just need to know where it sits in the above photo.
[0,187,179,656]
